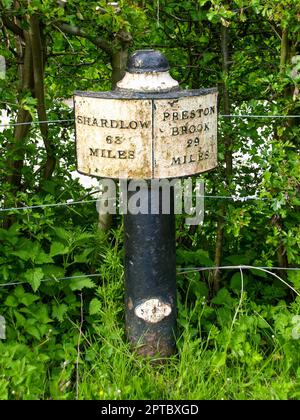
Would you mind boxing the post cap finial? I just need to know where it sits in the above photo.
[127,49,170,73]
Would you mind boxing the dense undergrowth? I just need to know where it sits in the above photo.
[0,217,299,400]
[1,0,300,400]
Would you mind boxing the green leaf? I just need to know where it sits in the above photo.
[24,268,44,292]
[5,295,18,307]
[211,288,236,308]
[25,325,40,340]
[14,311,26,327]
[74,248,94,263]
[11,241,44,263]
[19,293,39,307]
[14,285,25,299]
[11,249,32,261]
[225,254,253,266]
[42,265,65,280]
[288,271,300,289]
[52,303,68,322]
[186,272,209,299]
[249,268,268,279]
[35,306,52,324]
[50,241,69,257]
[35,252,53,264]
[68,273,96,291]
[177,248,214,267]
[53,227,70,241]
[2,0,13,8]
[89,298,102,315]
[230,272,248,291]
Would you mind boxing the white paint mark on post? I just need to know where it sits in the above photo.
[135,298,172,323]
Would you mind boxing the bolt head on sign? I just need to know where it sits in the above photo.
[74,50,218,179]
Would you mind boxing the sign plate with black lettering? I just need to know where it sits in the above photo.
[74,88,217,179]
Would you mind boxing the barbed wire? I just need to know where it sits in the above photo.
[0,114,300,128]
[0,266,299,296]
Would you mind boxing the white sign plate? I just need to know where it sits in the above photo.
[153,93,217,178]
[74,90,217,179]
[75,96,152,179]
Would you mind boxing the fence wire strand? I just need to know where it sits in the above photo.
[0,266,299,296]
[0,194,269,213]
[0,114,300,128]
[0,119,73,128]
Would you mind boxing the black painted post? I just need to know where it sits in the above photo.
[120,51,178,357]
[124,185,176,357]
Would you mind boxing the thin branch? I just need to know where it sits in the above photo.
[48,51,85,57]
[56,22,112,56]
[53,24,75,51]
[1,14,24,38]
[62,60,97,67]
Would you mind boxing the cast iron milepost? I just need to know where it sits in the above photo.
[74,50,218,357]
[123,51,178,357]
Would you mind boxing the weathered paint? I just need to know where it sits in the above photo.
[74,91,217,179]
[117,71,179,92]
[153,92,218,178]
[75,96,152,179]
[124,186,176,357]
[135,298,172,323]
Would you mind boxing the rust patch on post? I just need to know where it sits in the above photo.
[127,297,134,310]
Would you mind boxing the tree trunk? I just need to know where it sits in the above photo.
[209,25,233,294]
[111,48,128,89]
[97,43,129,231]
[273,26,291,274]
[29,14,56,183]
[280,28,289,75]
[2,31,33,228]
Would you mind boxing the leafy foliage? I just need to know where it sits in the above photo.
[0,0,299,399]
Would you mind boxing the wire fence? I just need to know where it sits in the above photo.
[0,119,73,128]
[0,265,299,296]
[0,110,297,212]
[0,194,270,213]
[0,114,299,296]
[1,114,300,128]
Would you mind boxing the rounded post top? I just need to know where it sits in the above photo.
[127,50,170,73]
[117,49,178,92]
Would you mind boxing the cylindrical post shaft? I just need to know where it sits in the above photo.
[124,185,176,357]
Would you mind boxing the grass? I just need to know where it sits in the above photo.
[0,227,299,400]
[72,248,300,401]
